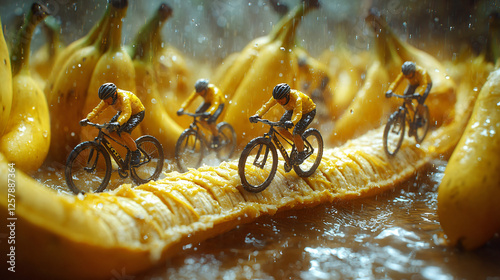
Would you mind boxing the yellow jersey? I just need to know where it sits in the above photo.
[86,89,145,125]
[256,89,316,125]
[180,84,226,115]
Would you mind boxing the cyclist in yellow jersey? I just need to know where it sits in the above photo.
[386,61,432,124]
[80,83,146,165]
[250,83,317,164]
[177,79,226,145]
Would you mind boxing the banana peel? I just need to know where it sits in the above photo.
[0,3,50,173]
[30,16,64,90]
[437,66,500,250]
[0,17,12,137]
[0,75,476,279]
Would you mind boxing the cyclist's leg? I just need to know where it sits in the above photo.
[293,109,316,153]
[278,110,294,141]
[207,104,224,138]
[118,111,145,165]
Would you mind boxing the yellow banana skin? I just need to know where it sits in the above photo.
[0,3,50,173]
[437,66,500,250]
[0,17,12,137]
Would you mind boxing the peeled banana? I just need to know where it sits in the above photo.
[437,66,500,250]
[0,17,12,137]
[0,3,50,173]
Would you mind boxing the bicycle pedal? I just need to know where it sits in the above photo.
[284,162,292,172]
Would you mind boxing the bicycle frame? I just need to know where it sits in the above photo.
[182,112,215,147]
[391,93,420,130]
[257,120,297,166]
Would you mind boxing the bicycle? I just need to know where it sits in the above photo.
[65,121,164,194]
[238,117,323,193]
[175,112,236,172]
[383,92,430,156]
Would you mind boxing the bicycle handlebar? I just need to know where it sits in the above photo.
[386,92,420,100]
[251,117,289,128]
[179,112,210,118]
[82,121,110,130]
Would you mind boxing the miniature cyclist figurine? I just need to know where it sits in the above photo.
[177,79,226,146]
[385,61,432,123]
[80,83,145,165]
[250,83,316,165]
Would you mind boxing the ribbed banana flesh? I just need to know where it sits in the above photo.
[0,79,474,279]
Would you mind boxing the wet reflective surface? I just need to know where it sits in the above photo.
[132,160,500,280]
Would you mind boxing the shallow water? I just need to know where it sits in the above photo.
[124,159,500,280]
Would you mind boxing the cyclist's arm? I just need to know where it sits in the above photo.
[206,87,224,115]
[255,96,278,118]
[388,72,404,92]
[86,100,109,122]
[180,90,198,110]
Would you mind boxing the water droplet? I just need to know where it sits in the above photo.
[42,131,48,138]
[280,47,285,51]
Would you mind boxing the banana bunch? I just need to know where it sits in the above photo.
[437,65,500,250]
[129,3,183,157]
[329,11,457,145]
[30,16,64,90]
[45,0,130,163]
[0,3,50,173]
[0,17,12,137]
[220,0,320,148]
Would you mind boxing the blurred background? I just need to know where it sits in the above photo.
[1,0,499,65]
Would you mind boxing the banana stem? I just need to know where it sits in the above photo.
[42,16,62,57]
[131,3,173,61]
[101,0,129,52]
[278,0,320,49]
[269,0,319,44]
[11,2,49,76]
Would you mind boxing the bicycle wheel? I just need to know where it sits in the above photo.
[130,135,164,185]
[216,122,236,161]
[65,142,112,194]
[238,137,278,193]
[414,105,430,143]
[175,128,204,172]
[383,110,406,157]
[293,128,324,177]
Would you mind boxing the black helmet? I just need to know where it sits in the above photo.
[401,61,416,76]
[272,83,291,100]
[98,83,117,100]
[194,79,209,93]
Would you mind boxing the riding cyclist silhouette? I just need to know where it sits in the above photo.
[250,83,317,165]
[177,79,226,147]
[80,82,145,166]
[385,61,432,126]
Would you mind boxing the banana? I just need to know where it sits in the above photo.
[80,0,138,143]
[129,3,183,157]
[0,17,12,137]
[0,74,474,279]
[45,0,124,164]
[437,66,500,250]
[222,0,320,148]
[0,3,50,173]
[30,16,64,90]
